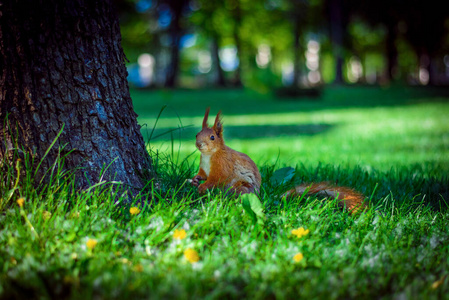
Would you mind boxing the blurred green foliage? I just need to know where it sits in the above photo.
[118,0,449,88]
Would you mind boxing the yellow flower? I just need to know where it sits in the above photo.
[121,258,130,264]
[291,227,310,238]
[130,207,141,215]
[86,238,98,250]
[184,248,200,263]
[431,275,447,289]
[17,198,25,207]
[70,211,80,219]
[133,264,144,272]
[42,211,52,221]
[293,252,304,263]
[173,229,187,240]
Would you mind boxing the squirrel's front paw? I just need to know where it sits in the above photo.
[191,175,203,187]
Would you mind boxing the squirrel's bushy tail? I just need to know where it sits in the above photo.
[283,182,367,214]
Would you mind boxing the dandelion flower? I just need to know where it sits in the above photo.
[130,207,140,215]
[431,275,447,289]
[86,238,98,250]
[121,258,130,264]
[133,264,144,272]
[293,252,304,263]
[184,248,200,263]
[43,211,52,221]
[17,198,25,207]
[291,227,310,238]
[173,229,187,240]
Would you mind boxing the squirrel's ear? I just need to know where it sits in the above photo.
[213,111,223,136]
[202,107,210,129]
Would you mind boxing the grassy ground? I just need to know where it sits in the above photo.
[134,86,449,174]
[1,86,449,299]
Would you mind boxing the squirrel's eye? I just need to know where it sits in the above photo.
[210,135,215,140]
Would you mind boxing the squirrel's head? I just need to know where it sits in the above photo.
[195,107,224,154]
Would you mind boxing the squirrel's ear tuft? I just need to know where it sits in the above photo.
[213,111,223,136]
[202,107,210,129]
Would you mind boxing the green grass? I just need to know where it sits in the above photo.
[1,86,449,299]
[134,86,449,174]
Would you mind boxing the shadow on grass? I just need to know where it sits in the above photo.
[144,123,334,142]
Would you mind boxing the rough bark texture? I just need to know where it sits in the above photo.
[0,0,153,193]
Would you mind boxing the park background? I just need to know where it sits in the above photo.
[1,0,449,298]
[117,0,449,176]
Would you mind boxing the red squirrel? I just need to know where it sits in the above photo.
[191,108,367,214]
[191,108,261,195]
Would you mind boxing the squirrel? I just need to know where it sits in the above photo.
[191,108,261,195]
[191,108,367,214]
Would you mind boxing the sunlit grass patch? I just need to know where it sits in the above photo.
[136,88,449,175]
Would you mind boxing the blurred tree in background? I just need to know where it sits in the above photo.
[117,0,449,89]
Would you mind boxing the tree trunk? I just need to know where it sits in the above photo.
[164,0,185,88]
[328,0,344,84]
[211,36,226,87]
[231,0,243,87]
[0,0,154,195]
[428,56,437,86]
[164,32,181,88]
[386,21,398,82]
[292,17,302,87]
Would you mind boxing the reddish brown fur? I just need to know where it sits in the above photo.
[192,108,261,195]
[202,107,210,129]
[283,182,366,214]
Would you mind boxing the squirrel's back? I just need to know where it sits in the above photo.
[226,146,261,192]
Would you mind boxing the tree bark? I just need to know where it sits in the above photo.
[385,21,398,82]
[231,0,243,87]
[164,0,186,88]
[328,0,344,84]
[211,35,226,87]
[164,32,181,88]
[292,16,302,87]
[0,0,154,194]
